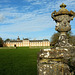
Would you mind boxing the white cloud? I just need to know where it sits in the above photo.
[25,0,37,2]
[31,1,41,5]
[0,7,18,13]
[0,14,4,22]
[0,0,10,3]
[0,0,75,33]
[25,0,48,5]
[0,12,55,32]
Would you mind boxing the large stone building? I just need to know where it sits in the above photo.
[4,36,50,47]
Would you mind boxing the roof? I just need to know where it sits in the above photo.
[43,39,49,41]
[29,40,43,42]
[10,40,22,42]
[30,39,49,42]
[23,38,29,40]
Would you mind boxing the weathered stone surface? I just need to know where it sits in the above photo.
[37,47,75,75]
[37,3,75,75]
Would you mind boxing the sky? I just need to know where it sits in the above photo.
[0,0,75,41]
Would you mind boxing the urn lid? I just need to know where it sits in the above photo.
[53,3,75,16]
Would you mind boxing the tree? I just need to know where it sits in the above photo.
[50,32,60,46]
[5,38,10,42]
[69,35,75,46]
[0,37,4,47]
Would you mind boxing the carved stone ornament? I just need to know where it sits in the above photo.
[51,3,75,47]
[51,3,75,32]
[51,3,75,20]
[37,3,75,75]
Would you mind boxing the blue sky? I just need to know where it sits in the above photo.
[0,0,75,41]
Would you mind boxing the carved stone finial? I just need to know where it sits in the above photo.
[60,3,66,8]
[51,3,75,47]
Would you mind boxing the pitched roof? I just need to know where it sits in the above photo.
[23,38,29,40]
[29,40,43,42]
[10,40,22,42]
[43,39,49,41]
[29,39,49,42]
[5,39,49,42]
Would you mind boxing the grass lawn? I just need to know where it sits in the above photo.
[0,47,40,75]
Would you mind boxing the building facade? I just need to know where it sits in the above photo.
[4,37,50,47]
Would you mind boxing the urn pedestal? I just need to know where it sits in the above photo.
[37,3,75,75]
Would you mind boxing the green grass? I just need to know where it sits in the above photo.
[0,47,40,75]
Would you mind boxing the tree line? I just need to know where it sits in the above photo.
[0,37,3,47]
[0,38,13,47]
[0,31,75,47]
